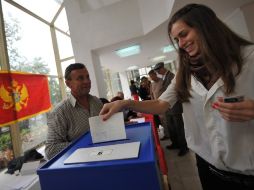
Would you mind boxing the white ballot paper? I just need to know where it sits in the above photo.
[64,141,140,164]
[89,112,126,143]
[129,117,145,123]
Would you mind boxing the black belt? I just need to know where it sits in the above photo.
[208,165,254,187]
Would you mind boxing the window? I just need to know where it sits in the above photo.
[48,76,62,106]
[12,0,63,23]
[3,1,57,75]
[0,0,74,169]
[56,30,74,60]
[20,114,47,152]
[103,68,122,100]
[54,8,69,34]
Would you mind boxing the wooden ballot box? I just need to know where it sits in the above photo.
[37,122,163,190]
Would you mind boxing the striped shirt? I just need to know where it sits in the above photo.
[45,94,103,159]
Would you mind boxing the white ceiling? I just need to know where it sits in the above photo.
[80,0,122,12]
[92,0,254,72]
[96,20,177,72]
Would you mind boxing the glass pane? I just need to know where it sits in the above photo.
[20,113,48,153]
[0,127,14,170]
[146,67,152,73]
[48,76,62,106]
[61,58,75,76]
[12,0,63,22]
[54,8,69,34]
[127,70,140,82]
[139,68,146,75]
[102,69,122,100]
[56,30,74,59]
[19,75,61,153]
[111,72,122,98]
[3,1,57,75]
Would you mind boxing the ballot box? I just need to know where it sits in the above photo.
[37,122,163,190]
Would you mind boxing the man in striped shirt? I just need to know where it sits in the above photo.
[45,63,103,159]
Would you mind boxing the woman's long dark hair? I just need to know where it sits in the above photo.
[168,4,253,102]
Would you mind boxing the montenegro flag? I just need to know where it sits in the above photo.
[0,71,51,127]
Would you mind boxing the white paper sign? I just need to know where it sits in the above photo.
[64,142,140,164]
[89,112,126,143]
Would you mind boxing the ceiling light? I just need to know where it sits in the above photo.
[151,55,166,62]
[162,44,176,53]
[115,45,140,58]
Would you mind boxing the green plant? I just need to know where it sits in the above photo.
[0,132,12,151]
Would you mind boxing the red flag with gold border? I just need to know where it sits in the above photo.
[0,71,51,127]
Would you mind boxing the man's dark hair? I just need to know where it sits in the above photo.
[130,80,135,84]
[65,63,86,80]
[154,62,164,70]
[141,76,148,81]
[148,69,156,75]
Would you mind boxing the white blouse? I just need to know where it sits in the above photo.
[159,45,254,175]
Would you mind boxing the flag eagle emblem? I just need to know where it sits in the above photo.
[0,80,29,112]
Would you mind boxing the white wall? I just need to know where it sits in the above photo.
[66,0,144,50]
[63,0,100,95]
[64,0,171,97]
[138,0,174,34]
[64,0,144,97]
[119,71,131,99]
[224,2,254,42]
[91,50,107,97]
[224,8,251,40]
[241,2,254,41]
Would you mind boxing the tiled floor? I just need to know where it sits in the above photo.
[160,140,203,190]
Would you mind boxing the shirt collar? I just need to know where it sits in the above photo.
[162,71,169,80]
[69,93,77,107]
[69,93,91,108]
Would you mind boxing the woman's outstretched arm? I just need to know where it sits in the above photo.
[100,99,170,121]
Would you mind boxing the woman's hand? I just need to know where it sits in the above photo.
[212,98,254,122]
[99,100,128,121]
[99,99,169,121]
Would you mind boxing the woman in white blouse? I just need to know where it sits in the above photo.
[100,4,254,190]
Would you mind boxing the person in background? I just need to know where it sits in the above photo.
[138,76,151,100]
[116,91,124,100]
[153,62,174,138]
[110,96,137,122]
[45,63,103,160]
[110,96,123,102]
[148,69,163,129]
[148,69,163,100]
[129,80,139,101]
[153,62,174,94]
[100,4,254,189]
[154,62,188,156]
[100,98,110,105]
[153,62,173,140]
